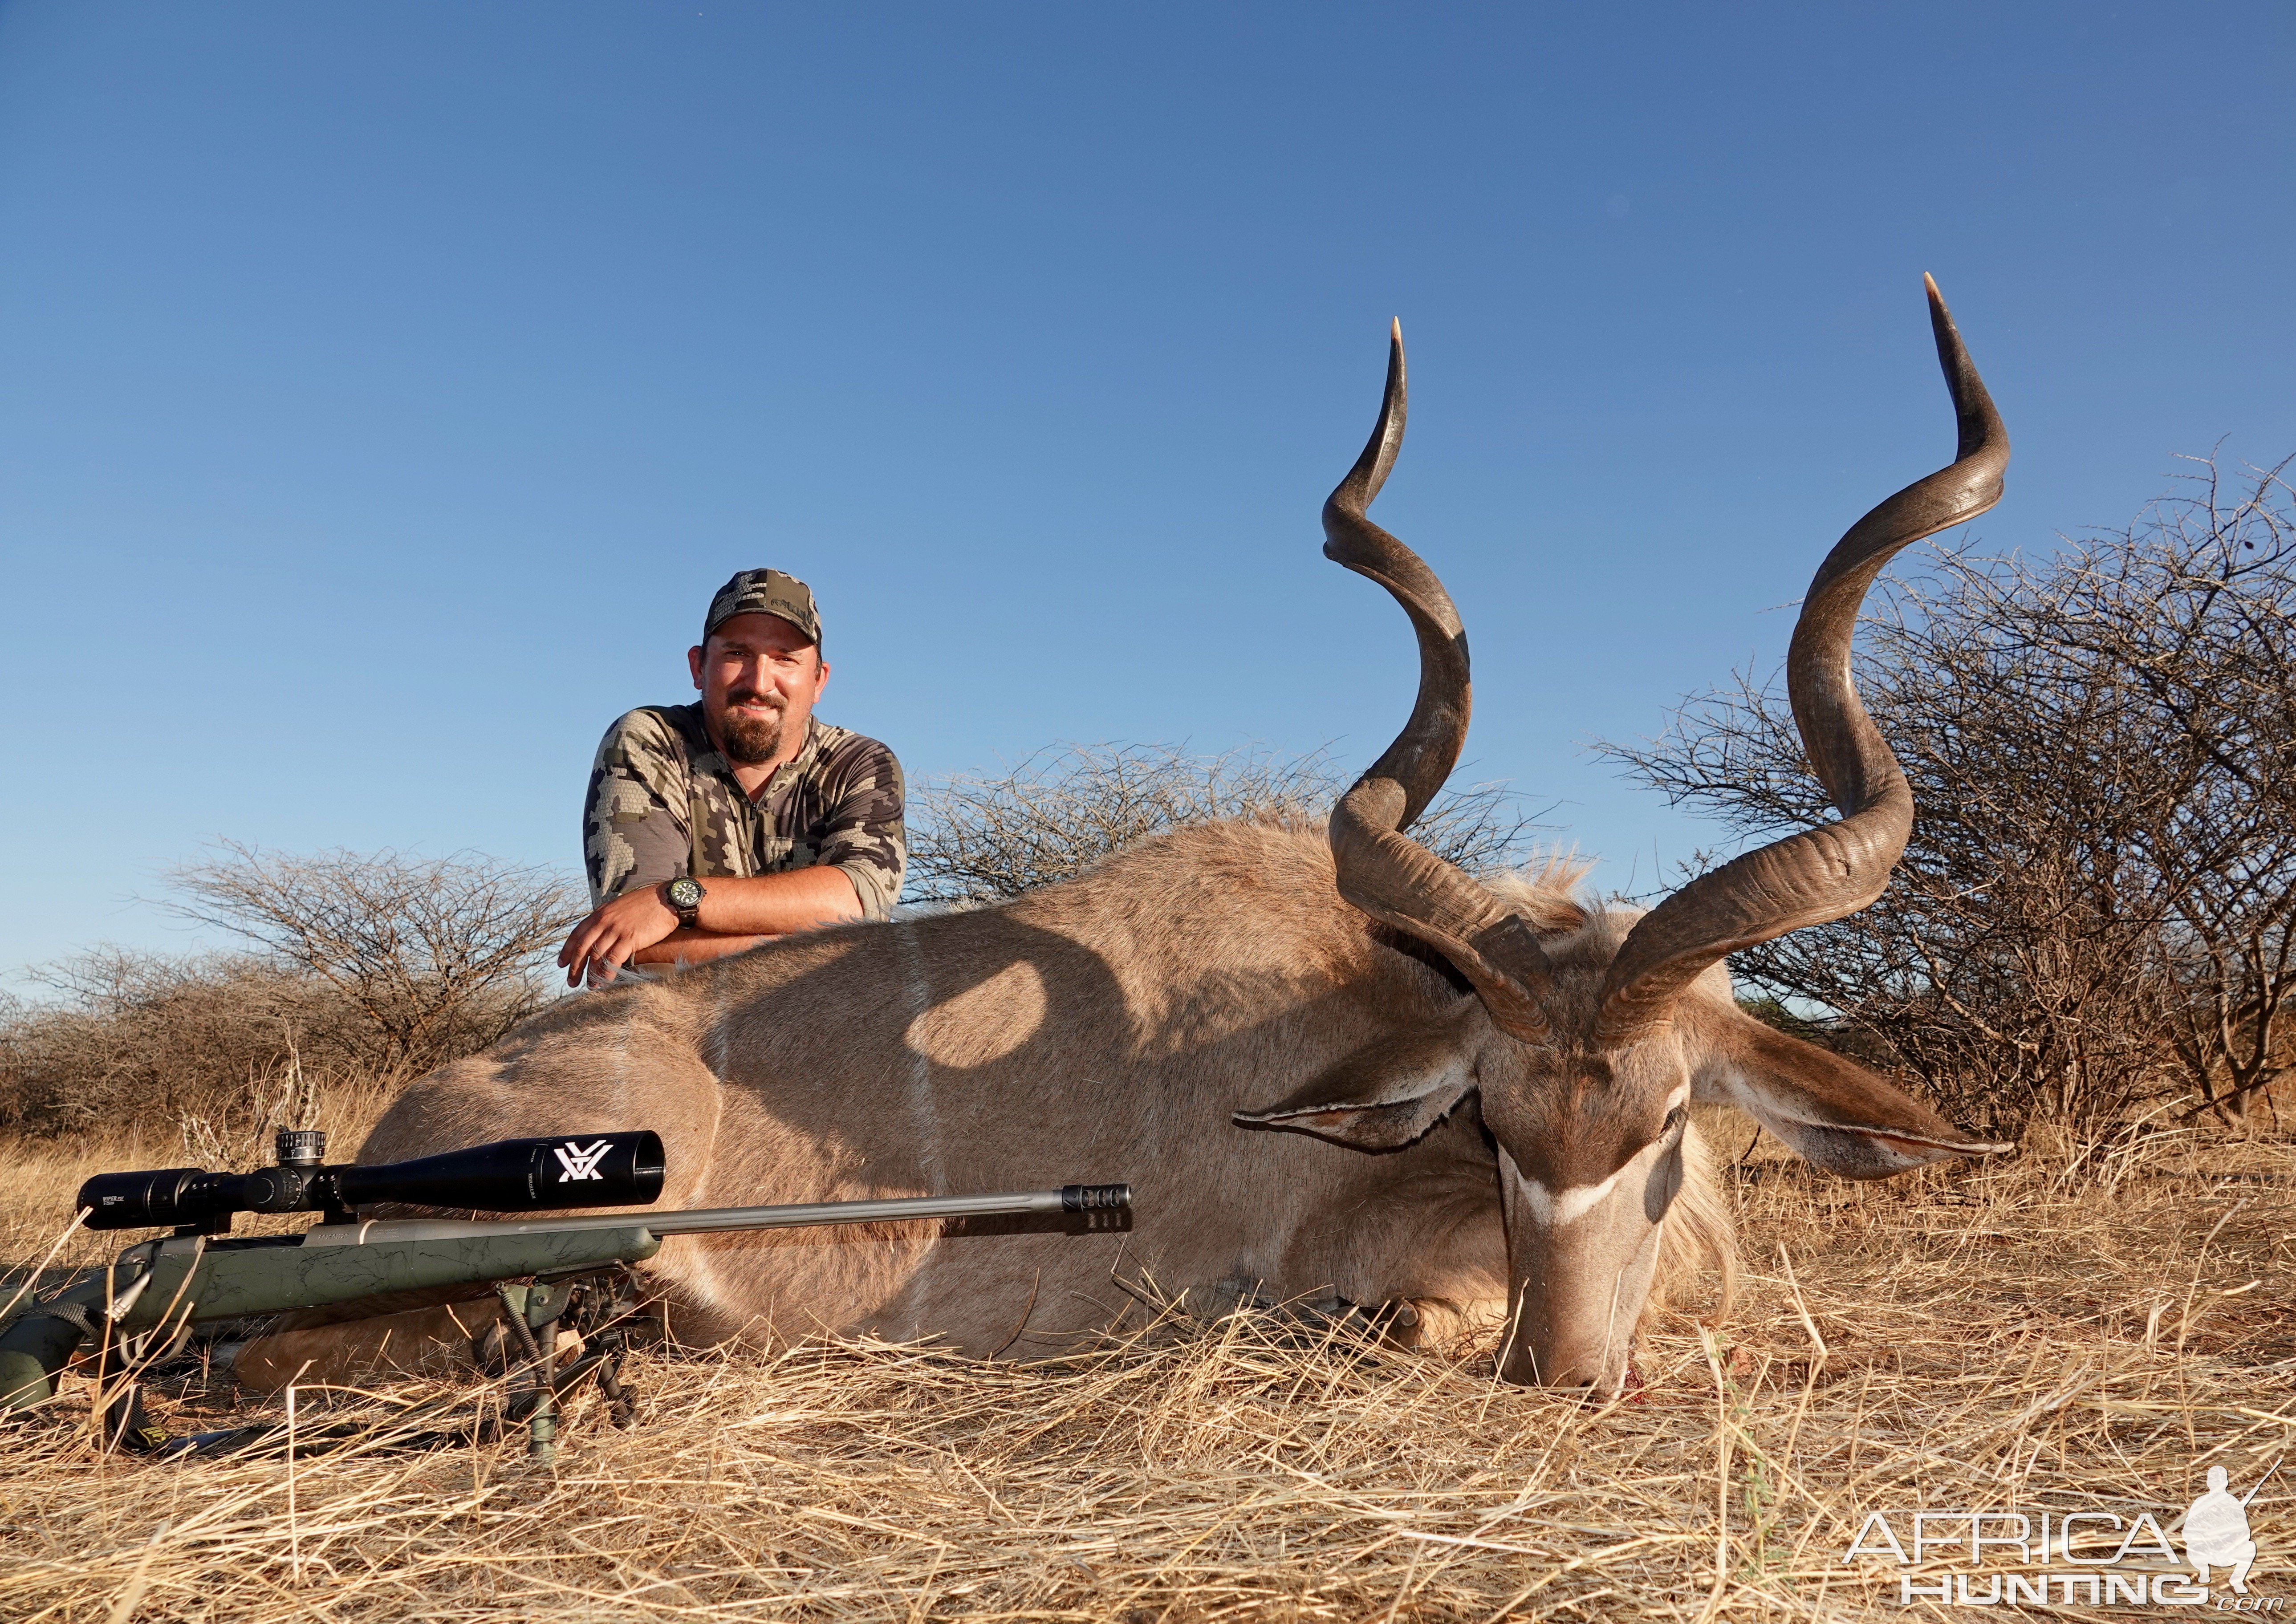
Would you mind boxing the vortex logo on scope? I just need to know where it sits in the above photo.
[554,1140,613,1182]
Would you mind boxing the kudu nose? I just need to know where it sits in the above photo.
[1499,1340,1630,1397]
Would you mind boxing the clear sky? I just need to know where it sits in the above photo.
[1,2,2290,979]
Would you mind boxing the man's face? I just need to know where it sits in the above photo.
[689,612,830,767]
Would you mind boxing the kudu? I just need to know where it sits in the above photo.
[245,278,2010,1397]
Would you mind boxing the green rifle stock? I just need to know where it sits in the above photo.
[0,1183,1132,1411]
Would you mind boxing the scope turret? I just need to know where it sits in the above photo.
[75,1131,666,1232]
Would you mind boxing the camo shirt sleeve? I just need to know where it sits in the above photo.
[583,709,696,906]
[796,728,908,922]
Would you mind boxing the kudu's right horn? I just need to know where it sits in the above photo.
[1323,321,1559,1041]
[1594,275,2011,1043]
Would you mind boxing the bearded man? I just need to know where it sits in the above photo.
[557,568,906,986]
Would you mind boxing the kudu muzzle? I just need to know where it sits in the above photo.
[1494,1140,1681,1392]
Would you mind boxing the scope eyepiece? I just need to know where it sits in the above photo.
[75,1130,666,1231]
[76,1168,244,1233]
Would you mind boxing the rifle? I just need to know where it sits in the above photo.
[0,1128,1131,1462]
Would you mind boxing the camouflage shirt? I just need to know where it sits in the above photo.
[583,705,906,921]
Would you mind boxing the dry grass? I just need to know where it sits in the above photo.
[3,1118,2291,1622]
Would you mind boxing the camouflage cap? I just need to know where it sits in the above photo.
[704,568,822,649]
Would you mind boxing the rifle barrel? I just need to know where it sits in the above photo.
[299,1184,1130,1248]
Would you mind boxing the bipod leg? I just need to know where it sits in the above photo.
[582,1266,648,1430]
[497,1280,575,1466]
[550,1328,637,1429]
[101,1380,171,1456]
[595,1337,636,1430]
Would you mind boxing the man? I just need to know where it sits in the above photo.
[558,567,905,986]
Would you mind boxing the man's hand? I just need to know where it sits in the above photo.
[558,885,681,988]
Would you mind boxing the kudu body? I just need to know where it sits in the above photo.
[250,280,2009,1396]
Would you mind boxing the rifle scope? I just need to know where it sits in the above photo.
[76,1129,665,1232]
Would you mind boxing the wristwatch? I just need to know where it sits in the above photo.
[662,877,706,930]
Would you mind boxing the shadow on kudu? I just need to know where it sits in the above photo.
[247,280,2013,1401]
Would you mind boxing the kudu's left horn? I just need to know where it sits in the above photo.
[1595,276,2011,1043]
[1323,321,1558,1041]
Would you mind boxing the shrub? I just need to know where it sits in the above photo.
[2,846,581,1136]
[905,742,1547,905]
[1603,455,2296,1134]
[1,950,360,1135]
[161,842,584,1079]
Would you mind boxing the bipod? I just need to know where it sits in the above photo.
[117,1265,653,1463]
[498,1265,647,1464]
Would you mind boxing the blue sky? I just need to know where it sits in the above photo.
[1,2,2290,979]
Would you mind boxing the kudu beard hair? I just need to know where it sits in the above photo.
[1234,280,2014,1391]
[244,282,2012,1399]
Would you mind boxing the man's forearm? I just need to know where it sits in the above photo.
[626,868,861,968]
[630,929,772,967]
[560,865,867,988]
[687,866,863,934]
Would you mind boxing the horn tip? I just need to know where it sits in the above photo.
[1390,317,1402,341]
[1923,273,1951,322]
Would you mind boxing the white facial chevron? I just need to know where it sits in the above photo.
[1505,1087,1689,1227]
[1517,1165,1623,1226]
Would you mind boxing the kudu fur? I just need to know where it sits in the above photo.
[245,280,2011,1397]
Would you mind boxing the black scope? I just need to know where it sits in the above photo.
[77,1129,666,1232]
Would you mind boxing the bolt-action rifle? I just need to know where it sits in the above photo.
[0,1128,1131,1461]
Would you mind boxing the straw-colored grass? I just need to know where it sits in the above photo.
[3,1115,2289,1621]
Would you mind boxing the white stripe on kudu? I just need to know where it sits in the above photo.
[1518,1168,1622,1228]
[1508,1088,1687,1226]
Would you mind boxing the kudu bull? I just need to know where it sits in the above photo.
[246,278,2010,1397]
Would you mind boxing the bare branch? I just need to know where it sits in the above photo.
[905,742,1550,905]
[1598,453,2296,1135]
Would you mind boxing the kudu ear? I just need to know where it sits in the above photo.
[1695,1011,2012,1178]
[1234,1002,1484,1151]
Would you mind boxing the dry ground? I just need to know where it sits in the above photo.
[1,1113,2290,1622]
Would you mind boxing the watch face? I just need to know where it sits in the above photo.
[666,877,704,910]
